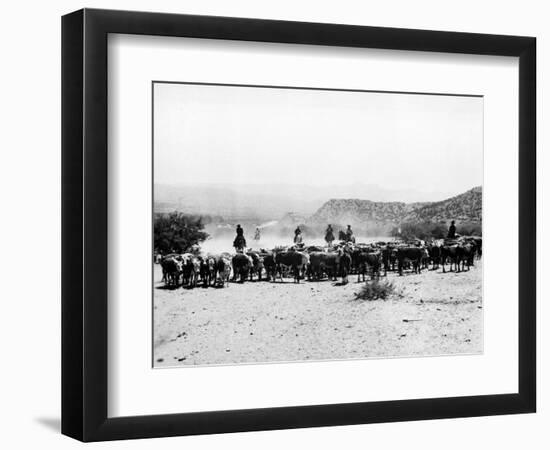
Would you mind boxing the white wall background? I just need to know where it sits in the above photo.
[0,0,545,448]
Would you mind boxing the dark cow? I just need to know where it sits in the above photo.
[397,247,426,275]
[308,251,340,281]
[381,245,398,275]
[365,251,382,281]
[307,252,326,281]
[199,258,209,287]
[427,244,442,270]
[351,248,363,275]
[307,248,352,284]
[263,253,277,281]
[232,253,252,283]
[352,249,381,282]
[160,253,181,283]
[473,237,483,259]
[458,242,476,271]
[460,236,482,260]
[440,245,460,273]
[338,249,352,284]
[160,256,182,287]
[275,251,310,283]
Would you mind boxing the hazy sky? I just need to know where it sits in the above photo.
[154,82,483,198]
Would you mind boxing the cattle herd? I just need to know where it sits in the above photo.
[159,235,482,289]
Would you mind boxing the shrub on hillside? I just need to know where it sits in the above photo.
[457,222,482,236]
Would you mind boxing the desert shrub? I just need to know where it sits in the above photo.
[391,221,442,241]
[457,222,482,237]
[429,223,448,239]
[154,212,209,254]
[355,280,397,301]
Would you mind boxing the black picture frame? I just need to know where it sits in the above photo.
[62,8,536,442]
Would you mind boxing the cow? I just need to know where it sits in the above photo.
[160,256,182,287]
[458,242,476,271]
[307,251,326,281]
[181,253,201,287]
[397,247,426,275]
[307,251,341,281]
[364,251,382,281]
[458,236,482,257]
[215,255,232,287]
[460,236,482,261]
[262,253,277,281]
[352,248,381,282]
[275,250,310,283]
[421,246,431,270]
[381,245,398,275]
[200,256,217,287]
[473,236,483,259]
[160,253,181,283]
[351,248,363,275]
[440,244,460,273]
[246,251,265,281]
[191,255,202,287]
[337,248,352,284]
[427,243,442,270]
[159,255,169,283]
[232,253,252,283]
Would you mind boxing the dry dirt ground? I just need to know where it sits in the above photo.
[153,261,482,367]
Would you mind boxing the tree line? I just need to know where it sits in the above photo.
[391,221,482,241]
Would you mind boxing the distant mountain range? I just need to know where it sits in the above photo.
[306,186,482,232]
[154,182,458,220]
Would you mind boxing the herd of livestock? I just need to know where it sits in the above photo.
[159,235,483,289]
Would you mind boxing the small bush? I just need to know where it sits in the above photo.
[457,222,482,237]
[355,280,397,301]
[391,221,443,241]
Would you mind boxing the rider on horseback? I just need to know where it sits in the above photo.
[447,220,457,239]
[325,224,335,247]
[345,225,355,243]
[294,226,303,244]
[233,224,247,252]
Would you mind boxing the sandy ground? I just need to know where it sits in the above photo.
[153,261,482,367]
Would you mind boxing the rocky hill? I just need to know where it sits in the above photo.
[306,186,481,233]
[404,186,482,223]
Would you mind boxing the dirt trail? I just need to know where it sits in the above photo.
[153,262,482,367]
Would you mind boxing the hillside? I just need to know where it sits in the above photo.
[306,186,481,233]
[404,186,482,223]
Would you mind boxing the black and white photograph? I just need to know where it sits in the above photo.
[0,0,543,446]
[153,82,483,367]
